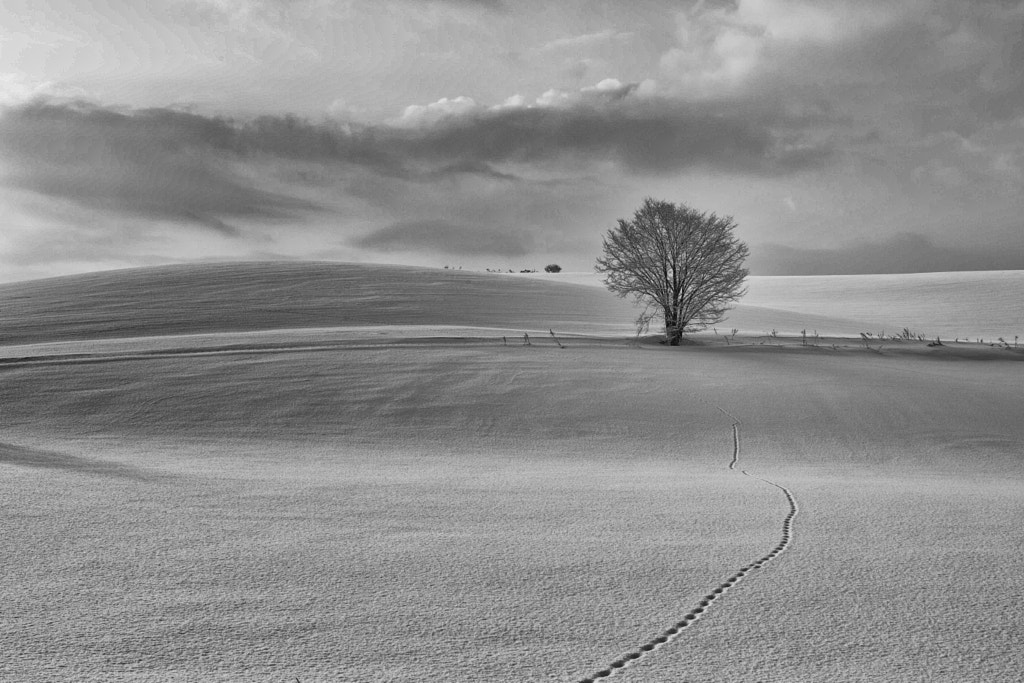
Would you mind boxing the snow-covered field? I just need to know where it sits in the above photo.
[515,269,1024,340]
[2,262,1022,682]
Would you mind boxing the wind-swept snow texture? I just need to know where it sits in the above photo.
[2,262,1023,682]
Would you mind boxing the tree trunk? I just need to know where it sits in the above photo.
[665,309,683,346]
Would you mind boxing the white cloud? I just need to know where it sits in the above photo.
[390,77,667,129]
[326,97,360,124]
[583,78,624,93]
[659,0,925,96]
[492,94,526,110]
[739,0,861,44]
[393,78,653,124]
[394,95,482,126]
[518,79,635,109]
[0,73,89,106]
[534,88,572,108]
[733,0,912,46]
[659,3,764,95]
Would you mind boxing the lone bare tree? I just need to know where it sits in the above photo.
[596,197,749,346]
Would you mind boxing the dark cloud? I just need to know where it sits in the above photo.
[749,233,1024,276]
[773,0,1024,137]
[354,219,533,256]
[0,93,830,237]
[239,92,826,176]
[0,101,319,234]
[647,0,1023,162]
[398,99,797,174]
[421,161,521,182]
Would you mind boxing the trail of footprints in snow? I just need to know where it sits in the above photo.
[573,409,799,682]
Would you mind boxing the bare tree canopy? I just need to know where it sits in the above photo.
[596,197,749,346]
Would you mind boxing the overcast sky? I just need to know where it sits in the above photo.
[1,0,1022,281]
